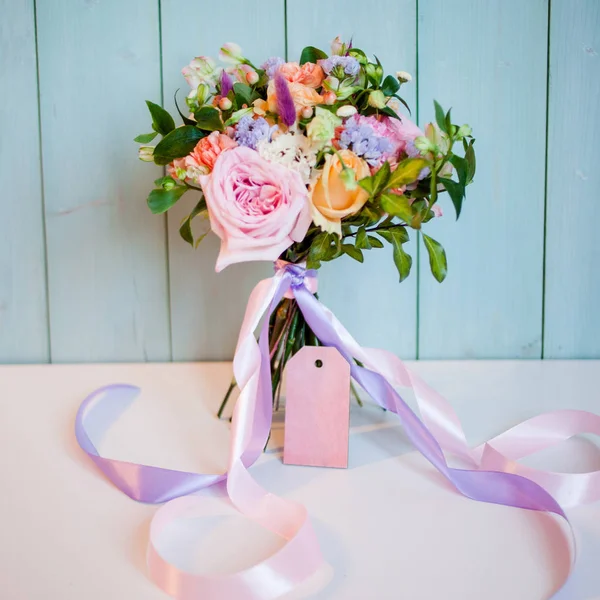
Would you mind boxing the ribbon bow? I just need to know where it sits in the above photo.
[75,262,600,599]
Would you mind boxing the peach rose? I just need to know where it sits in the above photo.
[278,61,325,88]
[267,80,323,117]
[309,149,370,235]
[190,131,237,172]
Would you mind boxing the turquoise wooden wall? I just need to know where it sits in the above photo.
[1,0,598,363]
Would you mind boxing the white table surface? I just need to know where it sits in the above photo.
[1,361,599,600]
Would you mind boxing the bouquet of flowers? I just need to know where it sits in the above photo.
[136,36,476,414]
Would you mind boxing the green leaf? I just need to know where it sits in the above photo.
[465,140,476,182]
[392,94,412,115]
[153,126,204,165]
[147,186,188,214]
[348,48,368,65]
[438,176,465,219]
[134,132,158,143]
[154,175,176,188]
[377,225,409,244]
[307,232,338,269]
[392,240,412,282]
[449,154,468,185]
[379,105,401,120]
[233,82,258,107]
[434,100,448,134]
[194,106,224,132]
[387,157,429,189]
[342,244,364,263]
[299,46,328,65]
[367,235,384,248]
[174,89,196,126]
[422,233,448,282]
[146,100,175,135]
[380,192,415,223]
[355,227,372,249]
[358,161,391,197]
[381,74,400,96]
[179,197,208,246]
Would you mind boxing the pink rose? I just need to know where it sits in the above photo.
[200,146,311,272]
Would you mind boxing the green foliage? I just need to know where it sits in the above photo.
[380,193,414,224]
[438,176,465,219]
[179,197,208,246]
[153,126,204,165]
[381,75,400,97]
[147,185,188,214]
[146,100,175,135]
[348,48,368,65]
[422,233,447,282]
[377,227,412,281]
[433,100,452,134]
[193,106,224,132]
[464,139,476,182]
[355,227,372,249]
[387,157,429,189]
[342,244,364,262]
[367,235,384,248]
[306,231,341,269]
[174,90,196,126]
[378,105,401,120]
[358,161,391,197]
[233,82,259,107]
[134,132,157,143]
[299,46,328,65]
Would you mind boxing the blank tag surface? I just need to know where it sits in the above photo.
[284,346,350,469]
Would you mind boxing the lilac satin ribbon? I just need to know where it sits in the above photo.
[75,262,600,599]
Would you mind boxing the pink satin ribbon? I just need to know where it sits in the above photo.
[75,263,600,599]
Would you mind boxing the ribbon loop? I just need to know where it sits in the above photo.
[75,263,600,599]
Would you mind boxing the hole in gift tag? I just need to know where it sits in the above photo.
[284,347,350,469]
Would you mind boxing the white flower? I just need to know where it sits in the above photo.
[257,132,318,184]
[219,42,244,64]
[396,70,412,83]
[138,146,154,162]
[182,56,220,89]
[336,105,358,118]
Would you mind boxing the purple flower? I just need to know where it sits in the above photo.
[220,70,233,97]
[261,56,285,78]
[319,55,360,78]
[274,71,296,127]
[234,116,272,150]
[339,121,393,166]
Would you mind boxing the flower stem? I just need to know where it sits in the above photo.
[217,378,237,419]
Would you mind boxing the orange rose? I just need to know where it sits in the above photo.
[309,150,370,235]
[278,61,325,88]
[267,80,323,117]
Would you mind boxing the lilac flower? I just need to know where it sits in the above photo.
[220,69,233,97]
[274,71,296,127]
[339,121,393,166]
[261,56,285,78]
[319,55,360,78]
[234,116,272,150]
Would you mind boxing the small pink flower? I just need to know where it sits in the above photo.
[190,131,237,173]
[200,147,311,271]
[382,114,425,158]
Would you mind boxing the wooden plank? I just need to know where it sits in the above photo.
[161,0,284,360]
[287,0,419,358]
[0,0,49,363]
[417,0,548,359]
[544,0,600,358]
[36,0,171,362]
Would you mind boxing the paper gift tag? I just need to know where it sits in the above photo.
[283,346,350,469]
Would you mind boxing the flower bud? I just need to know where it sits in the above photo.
[396,70,412,83]
[368,90,386,109]
[323,91,337,105]
[336,105,357,118]
[339,166,358,190]
[414,136,434,153]
[245,70,259,85]
[162,177,176,191]
[330,35,344,56]
[300,106,313,119]
[219,42,244,64]
[457,124,472,139]
[138,146,154,162]
[196,83,210,105]
[365,62,383,85]
[218,97,232,111]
